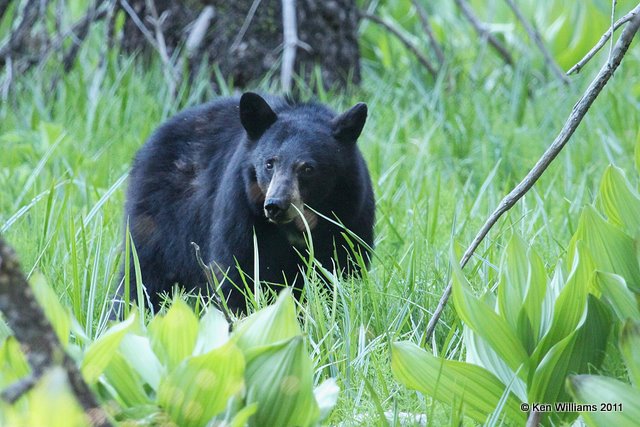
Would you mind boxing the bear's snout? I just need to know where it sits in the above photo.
[264,198,291,222]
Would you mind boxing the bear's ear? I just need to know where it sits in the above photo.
[240,92,278,140]
[331,102,367,144]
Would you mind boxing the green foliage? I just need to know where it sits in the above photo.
[393,162,640,424]
[0,288,337,426]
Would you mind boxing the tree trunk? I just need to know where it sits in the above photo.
[121,0,361,90]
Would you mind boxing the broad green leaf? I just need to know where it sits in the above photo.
[81,312,135,384]
[30,273,70,347]
[463,328,527,402]
[497,234,529,330]
[193,307,229,355]
[532,246,593,366]
[620,320,640,387]
[569,206,640,292]
[229,403,258,427]
[391,341,526,424]
[234,288,301,352]
[103,352,152,406]
[567,375,640,427]
[118,333,164,390]
[496,235,548,352]
[593,272,640,322]
[22,368,88,427]
[245,336,320,427]
[529,296,611,421]
[0,336,29,387]
[451,253,529,375]
[157,340,245,427]
[148,299,199,371]
[598,165,640,235]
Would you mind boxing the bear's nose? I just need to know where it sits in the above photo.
[264,198,290,221]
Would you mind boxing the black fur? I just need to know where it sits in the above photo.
[117,93,375,313]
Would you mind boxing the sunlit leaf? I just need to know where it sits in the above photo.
[0,336,30,387]
[569,206,640,292]
[23,368,88,427]
[233,288,301,352]
[245,336,319,427]
[532,246,593,366]
[118,333,164,391]
[148,299,199,371]
[620,320,640,387]
[567,375,640,427]
[103,352,152,407]
[193,307,229,355]
[593,272,640,322]
[464,328,528,402]
[81,312,135,384]
[391,341,526,424]
[598,165,640,236]
[30,273,70,347]
[451,251,529,375]
[157,340,245,427]
[529,296,611,421]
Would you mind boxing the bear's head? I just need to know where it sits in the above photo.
[239,92,367,230]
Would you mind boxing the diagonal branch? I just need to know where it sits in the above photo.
[411,0,445,66]
[567,4,640,75]
[0,238,111,426]
[504,0,569,85]
[455,0,513,66]
[425,9,640,341]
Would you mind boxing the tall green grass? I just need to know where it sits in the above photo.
[1,0,639,423]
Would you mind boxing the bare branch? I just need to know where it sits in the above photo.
[425,10,640,340]
[360,11,438,78]
[281,0,298,92]
[185,6,215,56]
[411,0,445,66]
[62,1,98,72]
[454,0,513,66]
[0,238,112,426]
[230,0,262,52]
[504,0,569,85]
[567,4,640,75]
[0,0,42,67]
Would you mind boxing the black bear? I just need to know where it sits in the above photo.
[115,92,374,314]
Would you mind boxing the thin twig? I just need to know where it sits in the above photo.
[454,0,513,66]
[281,0,298,93]
[425,10,640,340]
[0,0,42,67]
[119,0,158,50]
[191,242,233,325]
[144,0,180,89]
[230,0,262,52]
[504,0,569,85]
[567,4,640,75]
[360,11,438,78]
[609,0,617,60]
[185,6,215,56]
[411,0,445,66]
[62,1,98,72]
[0,238,112,426]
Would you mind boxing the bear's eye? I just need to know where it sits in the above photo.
[300,164,315,176]
[265,159,275,170]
